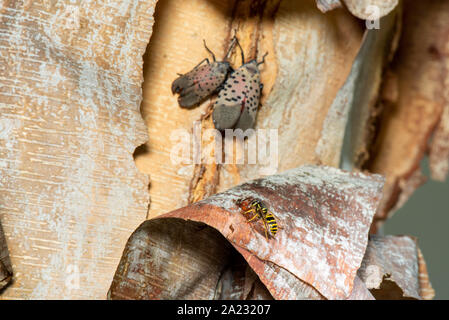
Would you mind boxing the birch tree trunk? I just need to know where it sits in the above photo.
[1,0,444,299]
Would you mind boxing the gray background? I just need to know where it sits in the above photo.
[382,158,449,299]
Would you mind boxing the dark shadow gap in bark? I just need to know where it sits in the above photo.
[108,217,274,300]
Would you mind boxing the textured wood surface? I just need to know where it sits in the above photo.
[0,0,442,300]
[357,235,433,299]
[135,0,365,218]
[134,0,234,218]
[367,0,449,221]
[417,247,435,300]
[0,1,155,299]
[109,166,385,300]
[339,8,400,169]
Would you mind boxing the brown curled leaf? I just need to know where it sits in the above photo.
[109,165,385,300]
[357,235,433,300]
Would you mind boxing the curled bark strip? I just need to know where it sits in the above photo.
[357,235,433,300]
[108,218,234,300]
[429,101,449,181]
[214,251,274,300]
[320,7,400,169]
[417,248,435,300]
[367,0,449,221]
[109,165,385,300]
[386,170,427,218]
[347,276,375,300]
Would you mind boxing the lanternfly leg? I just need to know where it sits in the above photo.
[257,52,268,66]
[192,58,210,70]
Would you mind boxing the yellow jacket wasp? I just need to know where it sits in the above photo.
[237,198,278,240]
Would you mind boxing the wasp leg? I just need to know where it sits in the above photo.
[246,211,260,222]
[243,208,255,215]
[261,218,269,241]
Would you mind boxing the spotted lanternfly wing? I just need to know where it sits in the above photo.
[212,60,261,130]
[172,61,231,108]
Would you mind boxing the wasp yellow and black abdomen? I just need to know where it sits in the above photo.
[264,212,278,237]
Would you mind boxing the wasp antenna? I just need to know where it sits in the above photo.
[203,39,216,62]
[257,52,269,66]
[261,218,270,241]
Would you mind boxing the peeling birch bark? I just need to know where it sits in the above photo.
[0,1,154,299]
[366,0,449,222]
[135,0,365,218]
[357,235,433,300]
[134,0,235,217]
[0,0,442,301]
[320,7,401,169]
[417,247,435,300]
[429,99,449,181]
[109,165,385,300]
[347,276,375,300]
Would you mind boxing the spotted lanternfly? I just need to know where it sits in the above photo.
[171,38,238,108]
[212,40,267,131]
